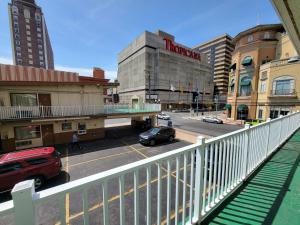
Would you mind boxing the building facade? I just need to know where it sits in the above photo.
[257,34,300,120]
[227,24,285,120]
[194,34,234,99]
[0,64,160,153]
[8,0,54,69]
[117,30,213,110]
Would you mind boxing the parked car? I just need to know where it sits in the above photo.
[0,147,62,192]
[139,126,175,146]
[157,112,170,120]
[202,116,223,124]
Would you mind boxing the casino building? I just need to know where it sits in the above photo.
[117,30,213,110]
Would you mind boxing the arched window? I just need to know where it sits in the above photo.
[24,8,30,19]
[35,12,41,21]
[241,56,253,66]
[239,76,252,96]
[264,32,270,39]
[272,76,295,95]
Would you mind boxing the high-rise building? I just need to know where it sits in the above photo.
[194,34,234,97]
[8,0,54,69]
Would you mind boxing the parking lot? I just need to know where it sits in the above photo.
[0,114,243,225]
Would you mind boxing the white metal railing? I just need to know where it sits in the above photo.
[0,104,161,120]
[0,112,299,225]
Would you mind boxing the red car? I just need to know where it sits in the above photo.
[0,147,62,192]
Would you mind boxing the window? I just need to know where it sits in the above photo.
[15,40,20,46]
[14,28,19,33]
[16,52,21,57]
[62,122,72,131]
[261,71,268,80]
[37,33,42,38]
[38,44,43,50]
[36,22,41,27]
[37,27,41,32]
[29,54,33,59]
[264,32,270,39]
[273,77,294,95]
[27,37,31,41]
[247,35,253,42]
[15,34,20,39]
[24,8,30,19]
[239,76,252,96]
[13,15,18,21]
[25,19,30,23]
[29,60,33,64]
[260,80,266,93]
[13,22,18,28]
[258,108,263,119]
[78,123,86,134]
[16,46,21,51]
[27,42,32,47]
[37,39,42,44]
[26,30,31,35]
[12,5,18,15]
[26,24,30,30]
[15,125,41,140]
[39,56,43,60]
[39,50,43,55]
[0,162,22,174]
[35,12,41,21]
[11,93,38,106]
[17,59,22,64]
[26,158,48,165]
[40,62,44,66]
[28,48,32,53]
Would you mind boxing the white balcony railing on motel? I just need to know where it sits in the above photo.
[0,103,161,120]
[0,112,300,225]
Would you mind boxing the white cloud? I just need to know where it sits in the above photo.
[0,56,13,65]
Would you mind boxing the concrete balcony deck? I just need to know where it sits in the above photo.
[0,104,161,121]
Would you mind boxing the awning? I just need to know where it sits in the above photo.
[229,63,236,70]
[241,57,253,66]
[240,79,251,86]
[237,104,248,111]
[225,104,231,110]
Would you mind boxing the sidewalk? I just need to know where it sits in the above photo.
[175,128,212,143]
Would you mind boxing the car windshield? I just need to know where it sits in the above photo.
[149,128,160,135]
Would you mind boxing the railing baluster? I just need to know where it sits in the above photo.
[175,157,180,225]
[212,142,218,204]
[119,175,125,225]
[207,144,213,207]
[134,170,139,225]
[102,181,109,225]
[182,153,188,225]
[189,150,195,223]
[202,146,208,212]
[157,163,162,225]
[146,166,151,225]
[221,139,226,197]
[217,141,222,200]
[224,138,230,193]
[83,188,90,225]
[166,160,171,225]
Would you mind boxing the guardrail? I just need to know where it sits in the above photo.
[1,111,299,225]
[0,104,161,120]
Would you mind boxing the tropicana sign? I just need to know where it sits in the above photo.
[163,38,201,61]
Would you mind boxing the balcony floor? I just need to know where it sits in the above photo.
[203,129,300,225]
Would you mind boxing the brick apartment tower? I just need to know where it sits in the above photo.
[194,34,234,96]
[8,0,54,69]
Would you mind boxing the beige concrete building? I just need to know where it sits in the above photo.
[0,64,158,152]
[257,34,300,120]
[227,24,285,120]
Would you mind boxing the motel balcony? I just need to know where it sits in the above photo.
[1,112,300,225]
[0,103,161,121]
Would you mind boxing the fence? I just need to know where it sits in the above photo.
[0,111,299,225]
[0,104,161,120]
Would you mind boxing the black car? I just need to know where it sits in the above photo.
[139,126,175,146]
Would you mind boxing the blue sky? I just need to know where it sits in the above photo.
[0,0,280,79]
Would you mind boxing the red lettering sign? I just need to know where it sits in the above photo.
[163,38,201,61]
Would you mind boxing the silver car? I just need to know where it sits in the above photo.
[202,116,223,124]
[157,112,170,120]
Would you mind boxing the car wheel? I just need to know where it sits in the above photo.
[32,176,44,190]
[150,139,156,146]
[169,136,174,142]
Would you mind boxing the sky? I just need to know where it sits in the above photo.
[0,0,280,80]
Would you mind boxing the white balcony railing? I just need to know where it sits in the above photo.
[0,112,300,225]
[0,104,161,120]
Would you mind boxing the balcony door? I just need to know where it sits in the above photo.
[38,94,51,117]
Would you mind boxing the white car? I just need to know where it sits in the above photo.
[157,112,170,120]
[202,116,223,124]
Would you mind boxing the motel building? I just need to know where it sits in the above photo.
[117,30,214,110]
[0,64,160,152]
